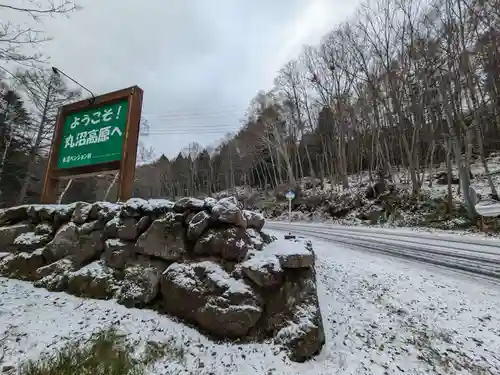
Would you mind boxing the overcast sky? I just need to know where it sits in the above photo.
[13,0,359,159]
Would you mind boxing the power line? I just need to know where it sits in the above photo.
[142,108,247,119]
[144,129,238,135]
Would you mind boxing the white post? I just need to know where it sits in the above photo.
[288,198,291,223]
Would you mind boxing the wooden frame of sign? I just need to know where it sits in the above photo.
[40,85,144,204]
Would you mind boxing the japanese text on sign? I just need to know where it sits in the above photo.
[56,99,129,170]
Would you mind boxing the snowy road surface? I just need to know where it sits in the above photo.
[267,222,500,279]
[0,232,500,374]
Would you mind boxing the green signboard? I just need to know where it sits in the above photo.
[56,99,129,169]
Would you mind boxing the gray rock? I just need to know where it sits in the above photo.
[194,227,251,261]
[89,202,121,222]
[186,211,211,241]
[246,228,264,250]
[0,205,29,225]
[266,240,315,269]
[79,220,105,235]
[240,256,283,287]
[0,249,45,281]
[136,216,150,236]
[34,259,74,291]
[71,202,93,224]
[269,267,325,362]
[211,197,246,227]
[0,223,33,248]
[66,260,120,299]
[103,239,135,270]
[116,259,167,307]
[117,218,138,241]
[42,223,79,263]
[103,216,120,239]
[70,231,104,267]
[13,232,52,252]
[34,223,53,236]
[203,197,217,211]
[173,197,205,213]
[36,258,75,280]
[135,213,185,261]
[27,205,65,223]
[243,210,265,231]
[161,261,262,338]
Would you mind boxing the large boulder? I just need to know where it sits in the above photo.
[263,240,315,269]
[121,198,174,218]
[193,227,252,261]
[0,249,45,281]
[203,197,217,211]
[246,228,265,250]
[173,197,205,213]
[211,197,245,227]
[240,256,284,288]
[117,218,138,241]
[243,210,265,231]
[42,223,79,263]
[89,202,121,222]
[66,260,119,299]
[79,220,105,235]
[103,239,135,270]
[34,259,75,291]
[254,239,325,362]
[34,223,53,236]
[27,204,70,224]
[186,211,211,241]
[12,232,52,253]
[70,231,104,267]
[0,223,33,248]
[270,267,325,362]
[135,214,185,261]
[161,261,262,338]
[116,259,167,307]
[71,202,93,224]
[103,216,120,239]
[0,205,29,226]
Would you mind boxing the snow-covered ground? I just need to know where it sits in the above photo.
[1,232,499,374]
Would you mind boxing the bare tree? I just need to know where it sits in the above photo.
[16,68,79,203]
[0,1,78,66]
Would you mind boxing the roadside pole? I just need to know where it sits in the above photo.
[285,190,295,224]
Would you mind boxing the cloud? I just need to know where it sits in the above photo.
[7,0,359,158]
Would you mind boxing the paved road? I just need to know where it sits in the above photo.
[267,222,500,279]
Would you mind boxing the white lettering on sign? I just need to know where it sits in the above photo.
[62,153,92,163]
[111,127,122,136]
[102,108,113,122]
[63,126,123,149]
[67,105,123,129]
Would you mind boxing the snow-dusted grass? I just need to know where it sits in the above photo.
[1,232,500,374]
[19,327,172,375]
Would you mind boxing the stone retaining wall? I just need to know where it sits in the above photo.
[0,197,324,361]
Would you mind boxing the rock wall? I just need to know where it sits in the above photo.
[0,197,324,362]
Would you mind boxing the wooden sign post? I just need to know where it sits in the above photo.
[41,86,144,203]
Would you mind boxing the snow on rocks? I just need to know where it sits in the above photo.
[0,223,32,248]
[135,214,186,261]
[240,256,283,287]
[0,197,325,362]
[211,197,246,227]
[243,209,265,231]
[161,261,263,338]
[116,259,166,307]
